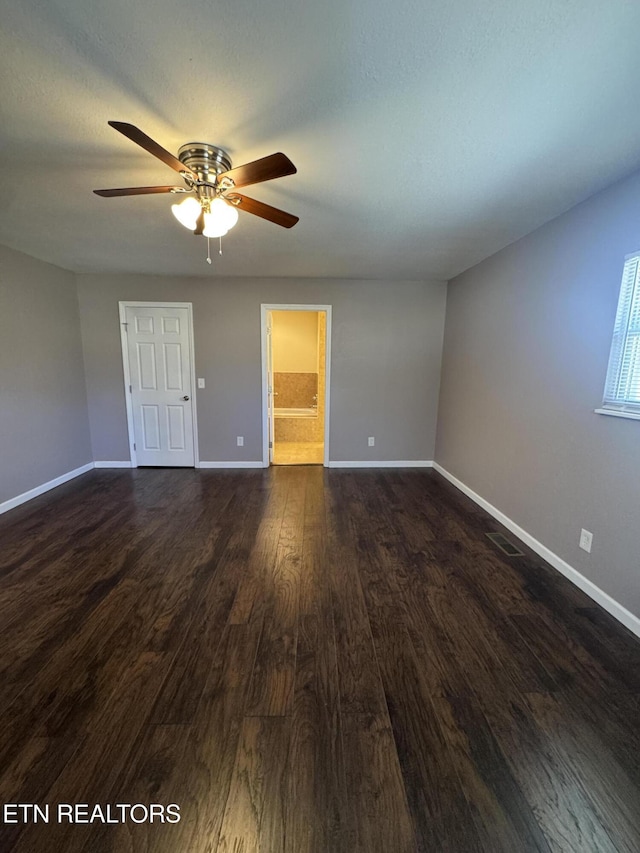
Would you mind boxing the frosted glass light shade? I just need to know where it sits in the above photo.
[171,196,201,230]
[203,198,239,238]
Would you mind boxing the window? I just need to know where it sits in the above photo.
[599,251,640,418]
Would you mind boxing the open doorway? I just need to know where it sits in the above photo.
[261,304,331,466]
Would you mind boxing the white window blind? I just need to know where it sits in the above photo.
[602,252,640,413]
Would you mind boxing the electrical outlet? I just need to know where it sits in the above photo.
[579,528,593,553]
[368,436,375,447]
[197,378,205,389]
[236,436,244,447]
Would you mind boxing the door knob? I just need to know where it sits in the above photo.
[182,395,190,401]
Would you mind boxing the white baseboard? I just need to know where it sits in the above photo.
[328,460,434,468]
[433,462,640,640]
[0,462,95,515]
[201,460,435,470]
[94,461,133,468]
[199,461,265,469]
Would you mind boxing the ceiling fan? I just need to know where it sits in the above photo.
[94,122,298,249]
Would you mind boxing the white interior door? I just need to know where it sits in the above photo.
[125,305,195,466]
[267,311,275,463]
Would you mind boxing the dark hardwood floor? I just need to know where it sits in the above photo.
[1,466,640,852]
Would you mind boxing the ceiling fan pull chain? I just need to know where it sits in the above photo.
[206,237,212,265]
[219,236,223,256]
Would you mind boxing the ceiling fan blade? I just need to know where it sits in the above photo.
[108,121,197,179]
[226,193,299,228]
[94,186,188,197]
[218,153,296,190]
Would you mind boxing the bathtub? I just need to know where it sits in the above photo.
[274,407,318,418]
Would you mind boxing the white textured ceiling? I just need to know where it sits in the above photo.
[2,0,640,280]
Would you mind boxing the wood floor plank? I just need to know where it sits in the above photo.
[0,572,139,731]
[345,513,479,848]
[479,690,622,853]
[283,513,349,852]
[368,609,482,852]
[447,695,554,853]
[563,687,640,792]
[342,713,417,853]
[216,716,289,853]
[244,477,304,717]
[11,650,170,853]
[324,481,390,717]
[0,512,146,684]
[429,606,623,853]
[524,691,640,853]
[149,492,263,724]
[76,725,192,853]
[228,518,282,625]
[0,735,80,852]
[184,620,265,851]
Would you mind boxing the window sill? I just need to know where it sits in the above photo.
[594,408,640,421]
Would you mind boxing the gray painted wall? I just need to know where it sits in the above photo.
[76,276,446,464]
[436,169,640,618]
[0,245,91,504]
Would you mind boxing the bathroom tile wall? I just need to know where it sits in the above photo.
[273,372,317,407]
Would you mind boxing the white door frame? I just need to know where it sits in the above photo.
[119,301,200,468]
[260,304,332,468]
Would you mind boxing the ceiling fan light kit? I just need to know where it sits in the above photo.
[203,198,239,238]
[171,196,201,229]
[94,123,298,264]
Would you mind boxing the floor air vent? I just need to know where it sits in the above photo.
[485,532,524,556]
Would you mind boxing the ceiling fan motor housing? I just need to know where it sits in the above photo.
[177,143,232,184]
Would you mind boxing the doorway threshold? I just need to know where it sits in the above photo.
[272,442,324,465]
